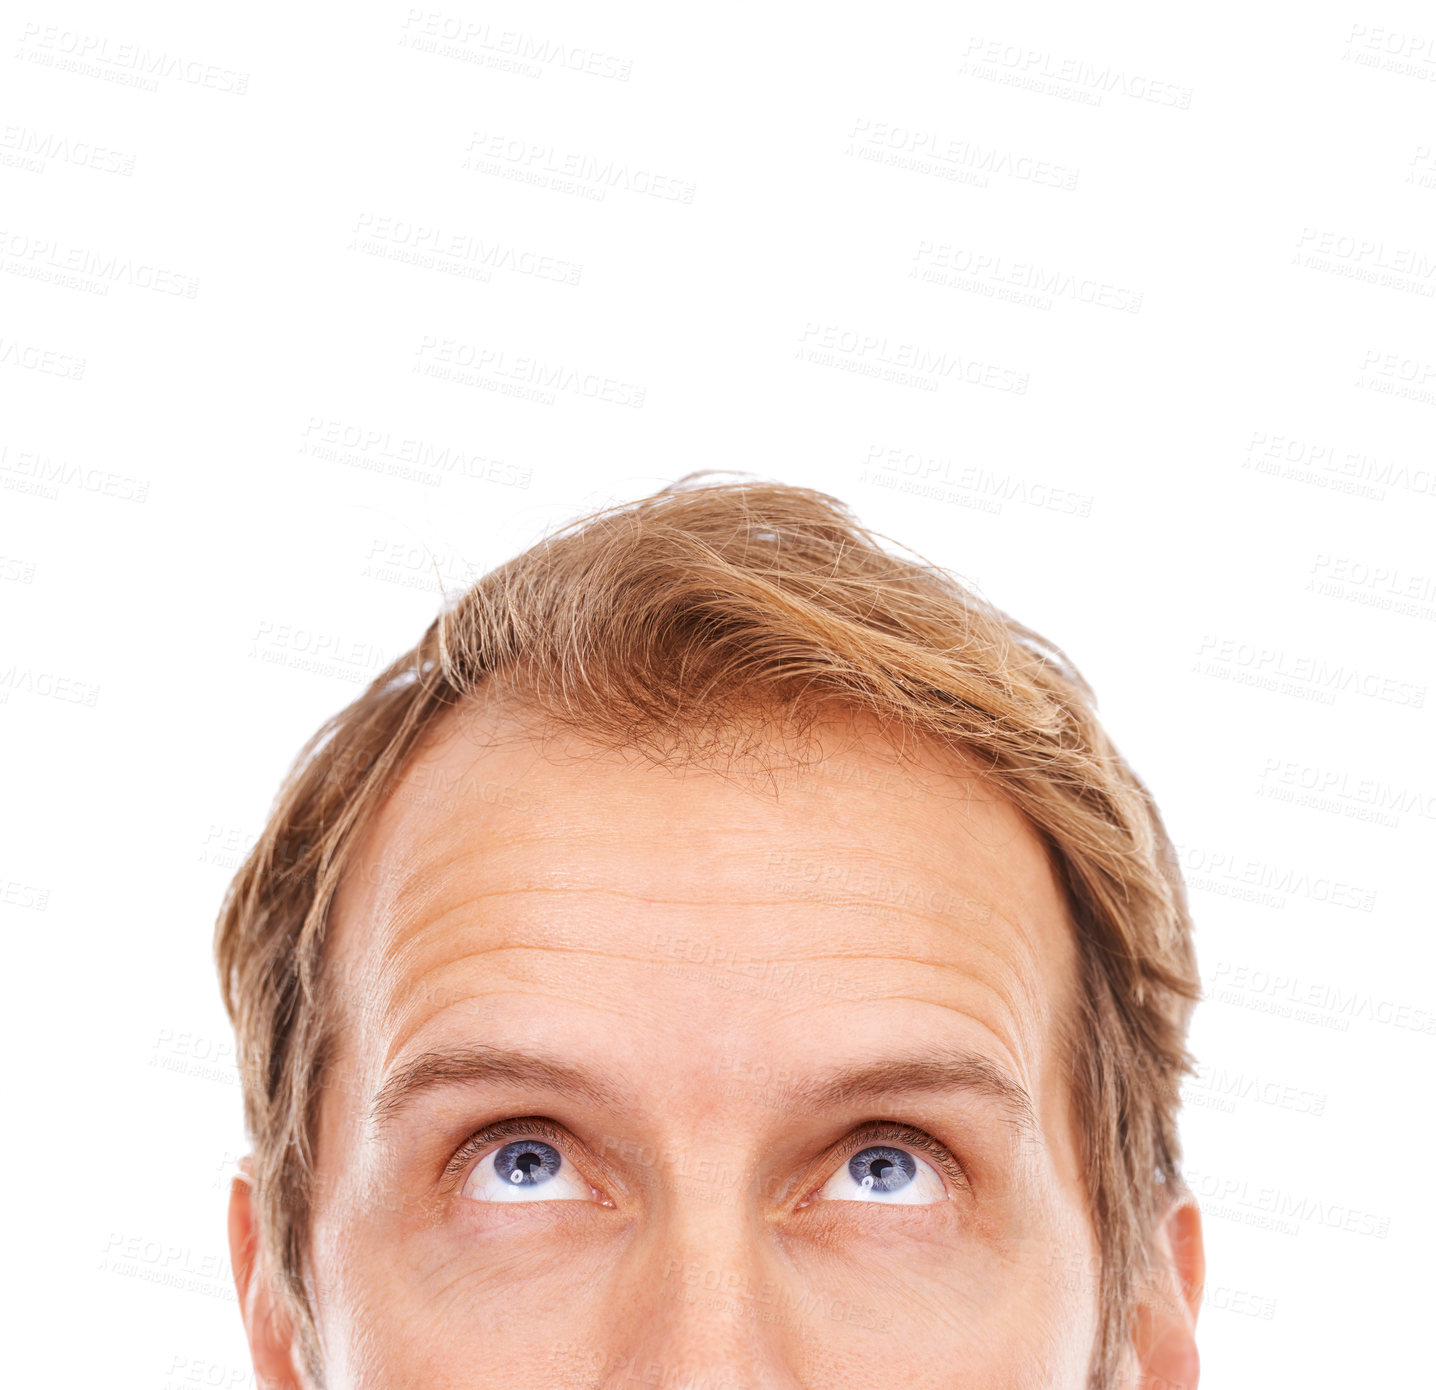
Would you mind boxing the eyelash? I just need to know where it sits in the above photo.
[443,1117,970,1200]
[442,1116,571,1189]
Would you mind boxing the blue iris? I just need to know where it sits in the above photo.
[847,1145,917,1194]
[493,1139,563,1186]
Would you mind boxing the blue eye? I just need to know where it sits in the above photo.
[814,1140,949,1205]
[848,1145,917,1194]
[494,1140,562,1186]
[461,1137,595,1203]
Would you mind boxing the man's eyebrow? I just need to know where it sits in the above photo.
[368,1043,1038,1141]
[368,1045,628,1133]
[785,1050,1040,1140]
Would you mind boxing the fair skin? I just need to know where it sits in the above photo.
[229,696,1202,1388]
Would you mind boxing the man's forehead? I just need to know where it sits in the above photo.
[323,696,1077,1052]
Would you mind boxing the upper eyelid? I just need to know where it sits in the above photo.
[443,1117,573,1190]
[830,1120,971,1195]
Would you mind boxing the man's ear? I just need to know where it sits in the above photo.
[227,1158,313,1390]
[1128,1191,1204,1390]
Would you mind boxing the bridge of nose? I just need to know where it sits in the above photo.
[597,1183,809,1390]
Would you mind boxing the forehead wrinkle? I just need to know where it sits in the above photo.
[375,940,630,1061]
[380,902,1049,993]
[368,770,1048,924]
[862,994,1067,1155]
[376,836,1048,933]
[374,933,1056,1090]
[368,880,1060,1024]
[371,878,1022,973]
[801,898,1058,1049]
[370,838,503,932]
[343,744,1074,1066]
[751,832,1061,934]
[719,982,1039,1079]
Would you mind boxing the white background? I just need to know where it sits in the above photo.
[3,2,1434,1385]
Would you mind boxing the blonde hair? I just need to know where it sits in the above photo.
[215,473,1200,1388]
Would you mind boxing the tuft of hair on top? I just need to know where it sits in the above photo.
[214,470,1200,1390]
